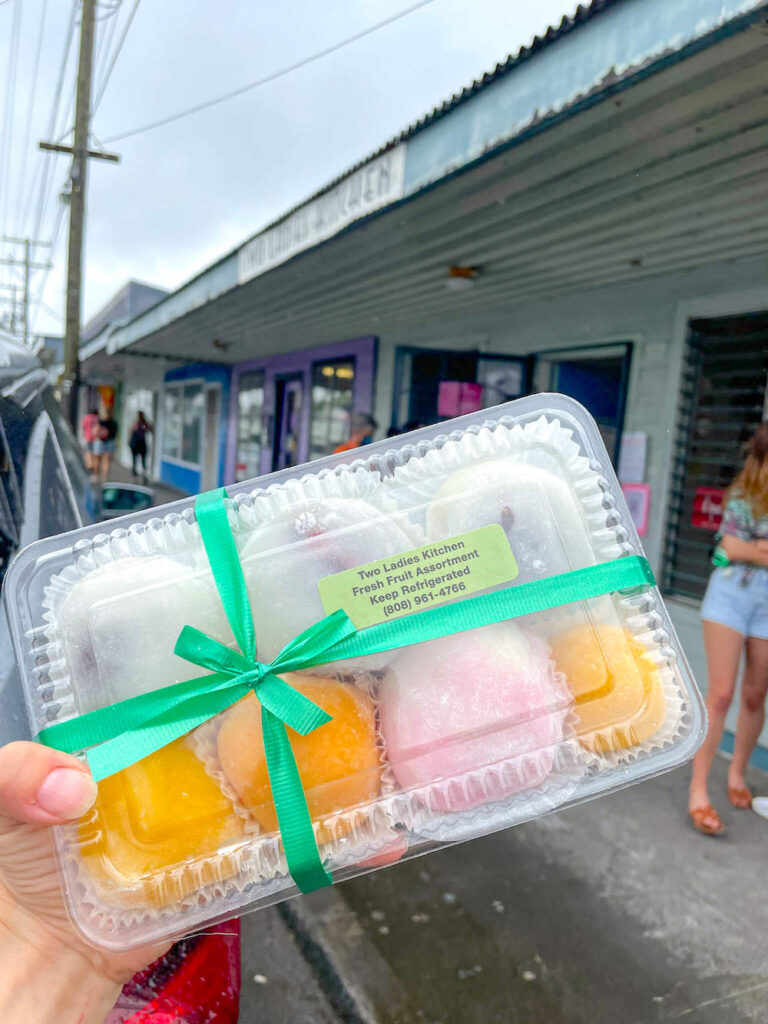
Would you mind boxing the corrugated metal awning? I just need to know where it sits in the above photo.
[110,18,768,366]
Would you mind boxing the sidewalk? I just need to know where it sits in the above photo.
[106,460,188,508]
[241,755,768,1023]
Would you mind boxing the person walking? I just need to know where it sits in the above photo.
[333,412,377,454]
[93,407,119,484]
[689,423,768,835]
[80,407,99,474]
[129,410,153,482]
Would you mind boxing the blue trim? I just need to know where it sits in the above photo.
[720,730,768,774]
[159,460,201,494]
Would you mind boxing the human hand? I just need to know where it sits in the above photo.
[0,742,169,1024]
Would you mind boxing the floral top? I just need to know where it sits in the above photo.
[712,496,768,567]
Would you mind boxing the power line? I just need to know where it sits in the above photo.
[93,0,139,113]
[92,0,120,103]
[103,0,439,143]
[29,184,66,333]
[55,0,123,145]
[27,0,78,241]
[13,0,49,238]
[0,0,23,243]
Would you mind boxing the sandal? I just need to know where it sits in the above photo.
[689,805,726,836]
[728,785,753,809]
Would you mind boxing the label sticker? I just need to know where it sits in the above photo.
[317,525,519,629]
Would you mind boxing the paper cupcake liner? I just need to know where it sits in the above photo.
[64,712,405,941]
[526,592,687,771]
[401,736,587,844]
[375,637,588,841]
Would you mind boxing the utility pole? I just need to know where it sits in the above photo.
[37,0,119,427]
[0,236,52,346]
[62,0,96,430]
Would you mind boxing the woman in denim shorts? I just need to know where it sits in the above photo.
[689,424,768,835]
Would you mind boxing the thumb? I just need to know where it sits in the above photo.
[0,742,98,832]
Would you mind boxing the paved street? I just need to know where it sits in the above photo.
[241,755,768,1023]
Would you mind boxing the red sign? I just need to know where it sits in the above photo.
[692,487,725,531]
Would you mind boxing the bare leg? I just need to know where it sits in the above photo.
[729,635,768,802]
[689,620,744,826]
[101,451,112,484]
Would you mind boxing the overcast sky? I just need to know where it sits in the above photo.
[0,0,577,337]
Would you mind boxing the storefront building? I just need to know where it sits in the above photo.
[95,0,768,754]
[227,337,375,480]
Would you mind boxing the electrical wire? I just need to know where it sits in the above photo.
[102,0,439,143]
[92,0,139,114]
[12,0,49,238]
[0,0,23,243]
[27,0,78,241]
[91,0,120,112]
[29,193,65,333]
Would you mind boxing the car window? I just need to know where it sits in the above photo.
[101,486,153,512]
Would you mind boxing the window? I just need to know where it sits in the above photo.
[663,313,768,600]
[181,384,204,464]
[393,349,478,430]
[162,387,181,460]
[162,383,205,465]
[310,359,355,459]
[235,371,266,481]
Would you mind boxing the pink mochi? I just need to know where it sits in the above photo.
[379,623,568,812]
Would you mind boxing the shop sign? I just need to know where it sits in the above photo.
[691,487,725,531]
[238,145,406,284]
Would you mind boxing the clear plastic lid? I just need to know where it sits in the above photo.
[3,395,705,950]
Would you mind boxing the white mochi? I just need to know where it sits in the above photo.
[239,499,415,670]
[426,459,595,582]
[57,556,233,709]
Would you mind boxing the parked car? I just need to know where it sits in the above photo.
[0,331,240,1023]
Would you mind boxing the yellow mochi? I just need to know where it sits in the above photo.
[549,625,666,753]
[217,674,381,844]
[79,737,244,908]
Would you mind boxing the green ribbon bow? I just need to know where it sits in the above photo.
[39,486,657,893]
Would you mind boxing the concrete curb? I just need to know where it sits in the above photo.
[279,887,414,1024]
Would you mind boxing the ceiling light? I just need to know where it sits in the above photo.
[446,265,480,292]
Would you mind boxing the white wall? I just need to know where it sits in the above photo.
[373,254,768,748]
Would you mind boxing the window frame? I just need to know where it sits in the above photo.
[309,356,357,461]
[161,379,206,468]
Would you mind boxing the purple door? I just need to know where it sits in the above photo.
[272,374,304,471]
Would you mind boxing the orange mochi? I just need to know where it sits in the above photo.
[549,624,666,753]
[216,674,381,843]
[78,736,244,908]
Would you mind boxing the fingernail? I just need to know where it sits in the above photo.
[37,768,98,819]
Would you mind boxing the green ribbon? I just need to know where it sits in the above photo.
[39,485,656,893]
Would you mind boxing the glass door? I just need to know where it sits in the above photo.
[234,370,265,482]
[533,343,632,461]
[201,385,221,490]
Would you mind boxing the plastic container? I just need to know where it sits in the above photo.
[4,395,705,950]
